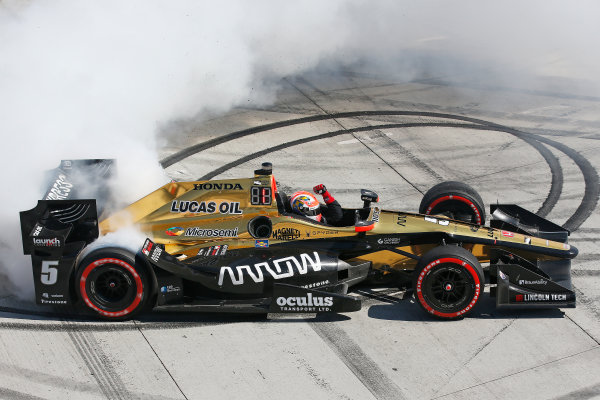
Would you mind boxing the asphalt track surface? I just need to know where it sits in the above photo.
[1,72,600,399]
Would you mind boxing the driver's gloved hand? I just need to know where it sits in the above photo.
[313,184,335,204]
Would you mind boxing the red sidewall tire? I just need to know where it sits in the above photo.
[419,181,486,225]
[413,246,484,319]
[76,248,149,320]
[425,195,483,225]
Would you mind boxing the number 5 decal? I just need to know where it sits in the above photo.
[41,260,58,285]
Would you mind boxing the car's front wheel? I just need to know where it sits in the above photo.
[76,248,150,320]
[413,245,484,319]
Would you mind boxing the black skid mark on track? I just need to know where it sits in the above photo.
[159,111,541,168]
[361,127,445,184]
[196,122,479,180]
[0,387,45,400]
[310,321,407,400]
[527,135,599,231]
[64,320,131,400]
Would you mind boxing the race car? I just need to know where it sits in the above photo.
[20,160,577,320]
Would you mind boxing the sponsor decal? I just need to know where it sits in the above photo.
[61,160,72,169]
[40,299,67,304]
[487,228,494,238]
[371,208,381,222]
[170,201,242,215]
[40,292,67,304]
[563,243,570,250]
[498,270,508,280]
[33,238,61,247]
[518,278,548,286]
[165,227,184,236]
[272,228,300,241]
[42,293,64,299]
[301,280,330,289]
[424,216,450,226]
[524,237,531,244]
[516,293,567,302]
[193,183,243,191]
[470,225,479,232]
[309,230,339,236]
[218,252,321,286]
[377,237,402,245]
[142,240,153,256]
[255,239,269,248]
[501,230,514,238]
[32,225,43,236]
[201,244,232,256]
[253,180,263,185]
[185,227,239,238]
[161,285,182,294]
[275,293,333,312]
[45,174,73,200]
[396,215,406,227]
[150,246,162,262]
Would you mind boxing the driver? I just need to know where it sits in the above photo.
[290,184,343,225]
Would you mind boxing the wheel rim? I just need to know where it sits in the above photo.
[423,265,474,312]
[415,256,482,318]
[80,258,144,317]
[426,195,482,224]
[91,267,135,307]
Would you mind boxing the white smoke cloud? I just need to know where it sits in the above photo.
[1,0,598,299]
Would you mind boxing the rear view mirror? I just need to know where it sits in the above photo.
[361,189,379,208]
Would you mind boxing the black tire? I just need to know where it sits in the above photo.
[419,181,485,225]
[413,245,484,319]
[76,247,150,320]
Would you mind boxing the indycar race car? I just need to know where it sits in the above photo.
[20,160,577,320]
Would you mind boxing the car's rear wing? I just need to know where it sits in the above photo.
[42,159,115,216]
[20,199,99,305]
[19,159,111,305]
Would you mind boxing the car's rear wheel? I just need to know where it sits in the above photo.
[76,248,149,320]
[413,245,484,319]
[419,181,485,225]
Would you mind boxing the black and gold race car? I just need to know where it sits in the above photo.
[20,160,577,320]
